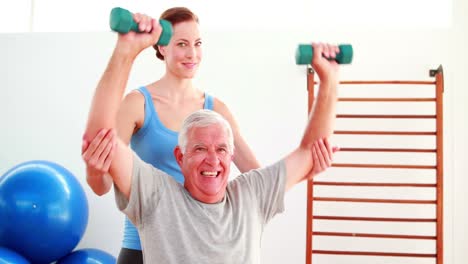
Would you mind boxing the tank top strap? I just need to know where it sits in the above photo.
[134,86,156,136]
[204,92,214,110]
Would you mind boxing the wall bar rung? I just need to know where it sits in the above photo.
[313,197,436,204]
[314,81,436,85]
[313,182,436,188]
[311,250,436,258]
[339,98,436,102]
[312,216,436,222]
[312,232,436,240]
[332,163,436,169]
[334,131,436,136]
[337,114,436,119]
[338,147,436,152]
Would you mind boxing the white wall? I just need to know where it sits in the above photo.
[449,0,468,263]
[1,0,466,263]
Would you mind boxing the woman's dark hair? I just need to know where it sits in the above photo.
[154,7,199,60]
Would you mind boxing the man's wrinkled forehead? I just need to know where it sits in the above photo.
[187,125,229,145]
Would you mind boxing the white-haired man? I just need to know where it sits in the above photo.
[82,15,340,263]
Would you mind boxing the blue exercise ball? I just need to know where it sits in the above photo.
[0,247,30,264]
[0,160,88,264]
[57,248,116,264]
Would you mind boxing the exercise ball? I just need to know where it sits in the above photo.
[0,160,88,264]
[0,247,30,264]
[57,248,116,264]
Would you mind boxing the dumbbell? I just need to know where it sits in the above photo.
[109,7,173,46]
[295,44,353,65]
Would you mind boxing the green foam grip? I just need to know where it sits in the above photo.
[109,7,173,46]
[295,44,353,65]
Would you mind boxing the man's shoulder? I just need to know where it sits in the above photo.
[230,160,286,181]
[227,160,286,191]
[132,152,179,185]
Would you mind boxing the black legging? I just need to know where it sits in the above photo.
[117,248,143,264]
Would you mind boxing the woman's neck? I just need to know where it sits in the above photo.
[148,73,198,101]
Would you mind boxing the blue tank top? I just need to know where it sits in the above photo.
[122,86,214,250]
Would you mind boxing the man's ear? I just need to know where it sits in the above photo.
[174,146,184,167]
[230,147,235,161]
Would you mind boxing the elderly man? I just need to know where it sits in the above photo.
[82,14,340,264]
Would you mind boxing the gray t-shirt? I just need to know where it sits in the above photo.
[115,153,286,263]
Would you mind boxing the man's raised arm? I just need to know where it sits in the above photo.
[82,15,162,198]
[285,43,340,190]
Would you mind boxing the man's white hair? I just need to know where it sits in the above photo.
[178,109,234,153]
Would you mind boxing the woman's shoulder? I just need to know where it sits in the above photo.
[211,96,226,110]
[117,89,147,131]
[118,89,146,119]
[211,96,234,118]
[123,89,146,106]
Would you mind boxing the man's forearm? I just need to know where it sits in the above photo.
[285,43,340,189]
[83,49,135,141]
[87,171,113,196]
[300,80,338,148]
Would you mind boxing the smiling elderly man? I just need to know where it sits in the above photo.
[82,15,340,263]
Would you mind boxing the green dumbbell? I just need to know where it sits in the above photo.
[109,7,173,46]
[295,44,353,65]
